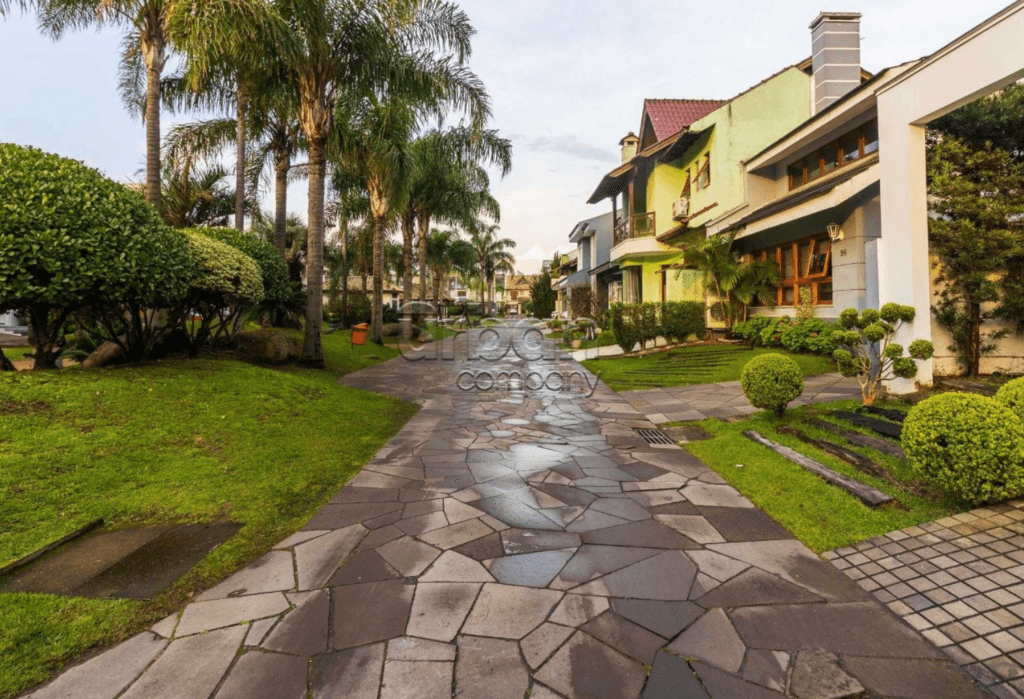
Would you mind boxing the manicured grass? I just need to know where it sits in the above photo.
[683,400,959,553]
[0,330,413,698]
[582,344,835,391]
[549,330,618,351]
[1,346,32,362]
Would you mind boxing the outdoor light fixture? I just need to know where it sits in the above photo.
[827,223,844,242]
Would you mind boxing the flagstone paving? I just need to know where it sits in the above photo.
[618,372,862,423]
[827,503,1024,699]
[26,327,987,698]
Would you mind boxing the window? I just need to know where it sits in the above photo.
[787,119,878,191]
[698,153,711,189]
[751,234,834,306]
[682,172,691,198]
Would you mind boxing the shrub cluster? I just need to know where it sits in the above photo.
[0,145,281,368]
[740,354,805,418]
[732,316,837,355]
[609,302,706,353]
[904,391,1024,505]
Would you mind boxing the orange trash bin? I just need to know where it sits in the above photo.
[351,323,369,346]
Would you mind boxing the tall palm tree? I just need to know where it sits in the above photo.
[8,0,173,207]
[159,156,234,228]
[426,228,475,308]
[469,224,516,315]
[171,0,490,365]
[682,232,779,328]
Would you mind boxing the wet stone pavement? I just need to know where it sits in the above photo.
[28,326,989,698]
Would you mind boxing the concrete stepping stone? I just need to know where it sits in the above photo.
[472,496,564,531]
[667,608,746,673]
[419,550,494,583]
[841,656,993,699]
[521,622,575,670]
[406,582,480,642]
[789,650,865,699]
[610,598,703,641]
[26,632,168,699]
[642,652,711,699]
[150,613,178,639]
[309,644,385,699]
[553,545,662,588]
[333,580,415,649]
[196,550,295,601]
[273,529,327,549]
[501,529,581,555]
[456,636,530,699]
[549,594,610,626]
[245,617,277,646]
[729,602,947,659]
[215,650,307,699]
[176,592,289,636]
[654,515,725,544]
[581,611,666,663]
[444,498,484,523]
[394,511,449,537]
[294,524,366,591]
[574,550,697,600]
[698,505,792,541]
[418,518,492,549]
[534,631,647,699]
[304,502,403,530]
[380,659,453,699]
[387,636,456,661]
[120,625,246,699]
[327,550,401,586]
[687,550,751,582]
[490,549,575,588]
[581,520,699,550]
[376,537,441,577]
[453,532,504,561]
[743,650,790,692]
[680,483,754,509]
[696,567,824,607]
[330,486,400,504]
[261,589,329,656]
[462,583,563,639]
[692,661,787,699]
[357,525,404,550]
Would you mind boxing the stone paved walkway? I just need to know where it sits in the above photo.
[619,373,862,423]
[27,327,986,698]
[828,503,1024,699]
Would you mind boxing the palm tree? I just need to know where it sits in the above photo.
[469,224,516,315]
[159,156,234,228]
[171,0,491,365]
[426,228,474,307]
[8,0,172,207]
[682,232,779,329]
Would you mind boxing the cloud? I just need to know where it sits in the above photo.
[513,133,613,163]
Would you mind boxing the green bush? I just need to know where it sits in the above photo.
[173,231,263,354]
[610,303,641,353]
[732,316,773,346]
[995,378,1024,423]
[759,316,792,347]
[661,301,706,342]
[903,393,1024,505]
[741,353,805,418]
[195,226,291,305]
[781,318,839,355]
[0,143,192,367]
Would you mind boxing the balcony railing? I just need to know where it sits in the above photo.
[614,212,657,245]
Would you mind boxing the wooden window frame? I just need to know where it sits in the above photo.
[786,119,877,191]
[698,153,711,189]
[749,234,834,307]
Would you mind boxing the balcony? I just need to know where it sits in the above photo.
[613,212,656,245]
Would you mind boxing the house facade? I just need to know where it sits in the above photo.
[0,311,27,335]
[587,58,840,325]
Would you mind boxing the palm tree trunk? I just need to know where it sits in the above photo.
[273,149,289,255]
[417,211,430,305]
[401,210,415,338]
[371,214,385,344]
[234,79,247,230]
[302,138,327,367]
[145,62,162,210]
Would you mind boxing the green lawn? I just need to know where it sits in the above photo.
[0,330,414,698]
[683,400,959,552]
[583,344,835,391]
[1,346,32,362]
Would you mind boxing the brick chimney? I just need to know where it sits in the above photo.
[810,12,862,114]
[619,132,639,164]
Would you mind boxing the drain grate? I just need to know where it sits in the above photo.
[635,428,675,445]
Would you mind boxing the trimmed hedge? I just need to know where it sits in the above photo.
[996,378,1024,423]
[662,301,706,342]
[610,301,705,353]
[194,226,291,305]
[0,143,192,366]
[741,353,805,418]
[903,393,1024,505]
[183,231,263,303]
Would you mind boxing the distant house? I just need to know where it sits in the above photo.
[0,311,27,335]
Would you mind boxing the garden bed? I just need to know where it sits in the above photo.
[0,330,415,698]
[680,400,961,553]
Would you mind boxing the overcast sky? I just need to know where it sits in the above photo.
[0,0,1012,272]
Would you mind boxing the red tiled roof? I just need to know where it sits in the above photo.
[642,99,727,142]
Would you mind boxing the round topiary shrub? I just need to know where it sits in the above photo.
[903,392,1024,505]
[191,226,291,305]
[995,378,1024,423]
[741,353,805,418]
[0,143,192,367]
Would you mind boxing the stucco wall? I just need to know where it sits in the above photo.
[638,259,704,304]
